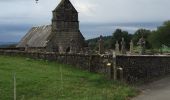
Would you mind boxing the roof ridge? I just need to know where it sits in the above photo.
[53,0,77,12]
[33,25,51,28]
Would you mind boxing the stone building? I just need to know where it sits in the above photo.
[17,0,85,53]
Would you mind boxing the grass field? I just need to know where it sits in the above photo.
[0,55,137,100]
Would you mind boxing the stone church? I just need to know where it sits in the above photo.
[17,0,85,53]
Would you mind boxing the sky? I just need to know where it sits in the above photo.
[0,0,170,42]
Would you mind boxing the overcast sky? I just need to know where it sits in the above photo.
[0,0,170,42]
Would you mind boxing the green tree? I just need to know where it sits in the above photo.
[132,29,152,49]
[149,21,170,48]
[87,36,112,50]
[111,29,132,50]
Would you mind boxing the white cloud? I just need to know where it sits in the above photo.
[0,0,169,41]
[0,0,170,24]
[73,0,97,17]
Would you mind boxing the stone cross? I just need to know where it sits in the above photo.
[138,37,146,55]
[98,35,104,54]
[115,41,120,54]
[121,38,126,54]
[130,40,134,54]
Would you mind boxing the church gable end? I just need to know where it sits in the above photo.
[51,0,85,53]
[52,0,79,31]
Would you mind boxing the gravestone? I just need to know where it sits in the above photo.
[121,38,126,54]
[138,37,146,55]
[130,40,134,54]
[99,35,104,54]
[115,41,120,54]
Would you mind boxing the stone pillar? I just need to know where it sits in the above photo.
[98,35,104,54]
[115,41,120,54]
[121,38,126,54]
[130,40,134,54]
[113,57,117,80]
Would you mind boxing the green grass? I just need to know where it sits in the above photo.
[0,55,137,100]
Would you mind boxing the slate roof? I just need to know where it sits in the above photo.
[17,25,51,48]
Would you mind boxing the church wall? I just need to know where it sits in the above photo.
[50,31,84,53]
[50,0,85,53]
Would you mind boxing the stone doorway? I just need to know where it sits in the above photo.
[66,47,70,53]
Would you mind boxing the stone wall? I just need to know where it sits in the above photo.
[0,50,114,78]
[116,55,170,83]
[1,50,170,83]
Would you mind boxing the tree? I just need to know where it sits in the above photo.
[148,31,161,48]
[132,29,152,49]
[87,36,112,50]
[111,29,132,50]
[149,21,170,48]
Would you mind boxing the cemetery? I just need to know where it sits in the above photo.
[0,0,170,84]
[0,0,170,99]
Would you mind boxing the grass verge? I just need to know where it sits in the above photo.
[0,55,137,100]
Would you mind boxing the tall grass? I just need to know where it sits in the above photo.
[0,55,137,100]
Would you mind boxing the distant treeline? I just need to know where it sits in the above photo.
[0,43,17,48]
[86,21,170,50]
[87,36,112,50]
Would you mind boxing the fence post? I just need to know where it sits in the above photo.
[14,73,16,100]
[89,55,92,72]
[118,67,124,81]
[107,62,113,79]
[113,57,117,80]
[110,63,114,79]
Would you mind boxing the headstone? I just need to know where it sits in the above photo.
[130,40,134,54]
[70,39,77,54]
[138,37,146,55]
[79,48,84,54]
[115,41,120,54]
[121,38,126,54]
[99,35,104,54]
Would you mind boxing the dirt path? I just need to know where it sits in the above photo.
[132,76,170,100]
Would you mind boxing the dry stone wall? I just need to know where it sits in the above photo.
[0,50,113,79]
[1,50,170,83]
[116,55,170,83]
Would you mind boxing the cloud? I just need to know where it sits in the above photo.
[80,22,162,39]
[0,24,32,42]
[0,22,162,42]
[1,0,170,24]
[0,0,169,42]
